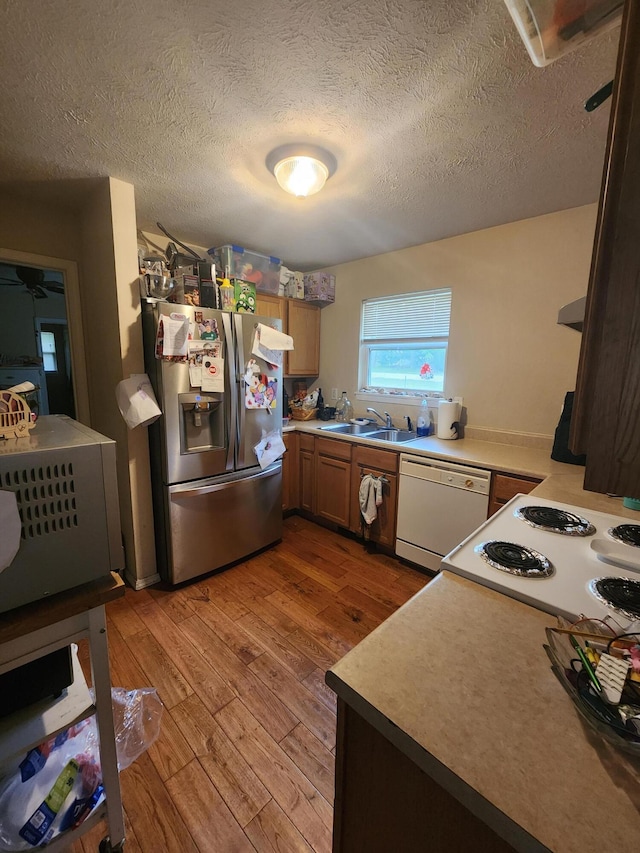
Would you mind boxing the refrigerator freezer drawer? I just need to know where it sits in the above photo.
[162,464,283,584]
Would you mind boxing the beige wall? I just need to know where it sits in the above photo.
[0,192,81,260]
[80,178,157,587]
[0,182,157,588]
[319,204,597,440]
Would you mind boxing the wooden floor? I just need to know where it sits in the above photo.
[68,516,429,853]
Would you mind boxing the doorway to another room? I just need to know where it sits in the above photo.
[0,250,89,423]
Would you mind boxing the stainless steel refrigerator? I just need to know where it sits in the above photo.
[142,301,283,584]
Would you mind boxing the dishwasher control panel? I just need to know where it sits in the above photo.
[399,455,491,495]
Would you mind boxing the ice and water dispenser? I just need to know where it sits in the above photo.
[178,392,224,452]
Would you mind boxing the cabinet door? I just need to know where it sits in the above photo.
[355,467,398,547]
[299,449,315,513]
[286,301,320,376]
[256,294,287,324]
[487,473,540,518]
[571,1,640,496]
[316,454,352,527]
[282,432,299,511]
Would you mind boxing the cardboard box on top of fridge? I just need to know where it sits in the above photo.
[233,279,256,313]
[209,245,281,295]
[304,271,335,306]
[280,267,305,299]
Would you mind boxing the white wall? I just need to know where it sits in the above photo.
[318,204,597,441]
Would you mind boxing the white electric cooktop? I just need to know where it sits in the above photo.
[442,494,640,626]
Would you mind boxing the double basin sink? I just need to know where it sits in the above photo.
[319,421,418,443]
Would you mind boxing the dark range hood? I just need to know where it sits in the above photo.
[557,296,586,331]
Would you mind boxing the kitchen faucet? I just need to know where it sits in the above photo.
[366,407,394,428]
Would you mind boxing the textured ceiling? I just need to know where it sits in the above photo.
[0,0,620,270]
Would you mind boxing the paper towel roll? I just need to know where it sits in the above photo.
[437,400,460,440]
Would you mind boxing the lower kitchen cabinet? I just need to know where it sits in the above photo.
[351,445,399,547]
[282,432,298,511]
[333,699,516,853]
[299,433,316,513]
[316,437,353,528]
[488,472,540,518]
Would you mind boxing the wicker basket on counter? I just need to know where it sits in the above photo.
[289,407,318,421]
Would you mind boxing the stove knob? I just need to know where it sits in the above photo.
[465,479,474,488]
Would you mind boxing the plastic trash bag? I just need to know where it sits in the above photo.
[0,688,162,851]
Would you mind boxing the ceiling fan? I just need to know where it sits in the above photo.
[0,266,65,299]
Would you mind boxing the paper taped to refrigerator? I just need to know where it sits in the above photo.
[252,324,293,367]
[201,355,225,392]
[244,359,277,410]
[254,429,286,470]
[156,314,189,359]
[115,373,162,429]
[188,341,221,387]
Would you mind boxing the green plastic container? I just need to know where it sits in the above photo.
[622,497,640,511]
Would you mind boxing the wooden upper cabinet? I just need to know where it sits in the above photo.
[256,294,286,324]
[254,295,321,377]
[286,301,320,376]
[571,0,640,496]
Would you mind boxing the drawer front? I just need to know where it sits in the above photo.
[316,437,352,461]
[354,445,398,474]
[492,473,539,504]
[298,433,315,452]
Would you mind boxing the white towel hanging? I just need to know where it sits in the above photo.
[359,474,383,526]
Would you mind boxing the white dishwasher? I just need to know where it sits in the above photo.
[395,454,491,572]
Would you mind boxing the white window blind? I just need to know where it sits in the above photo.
[362,289,452,341]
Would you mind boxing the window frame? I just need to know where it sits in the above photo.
[358,288,452,398]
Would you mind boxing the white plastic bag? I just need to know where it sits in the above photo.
[0,688,163,850]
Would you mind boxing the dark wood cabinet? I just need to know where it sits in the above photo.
[487,472,540,518]
[333,699,516,853]
[350,445,399,547]
[572,0,640,496]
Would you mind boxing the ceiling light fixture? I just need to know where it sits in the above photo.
[266,144,337,198]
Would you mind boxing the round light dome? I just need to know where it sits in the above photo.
[266,144,337,198]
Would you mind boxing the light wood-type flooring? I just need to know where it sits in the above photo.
[67,515,429,853]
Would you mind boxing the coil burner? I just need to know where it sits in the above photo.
[589,577,640,621]
[475,541,553,578]
[515,505,595,536]
[608,525,640,548]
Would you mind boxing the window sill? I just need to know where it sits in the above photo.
[355,391,444,409]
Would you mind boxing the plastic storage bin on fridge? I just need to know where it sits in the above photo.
[504,0,622,67]
[209,245,282,294]
[304,271,335,306]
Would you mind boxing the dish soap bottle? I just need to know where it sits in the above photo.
[335,391,348,422]
[417,397,430,437]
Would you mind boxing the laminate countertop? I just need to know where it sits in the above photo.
[286,420,640,521]
[326,572,640,853]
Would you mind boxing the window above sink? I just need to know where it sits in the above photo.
[359,288,451,397]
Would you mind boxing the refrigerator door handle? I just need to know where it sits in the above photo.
[172,463,281,497]
[223,311,236,471]
[235,313,248,469]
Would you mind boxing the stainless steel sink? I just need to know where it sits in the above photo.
[319,422,376,435]
[366,429,419,443]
